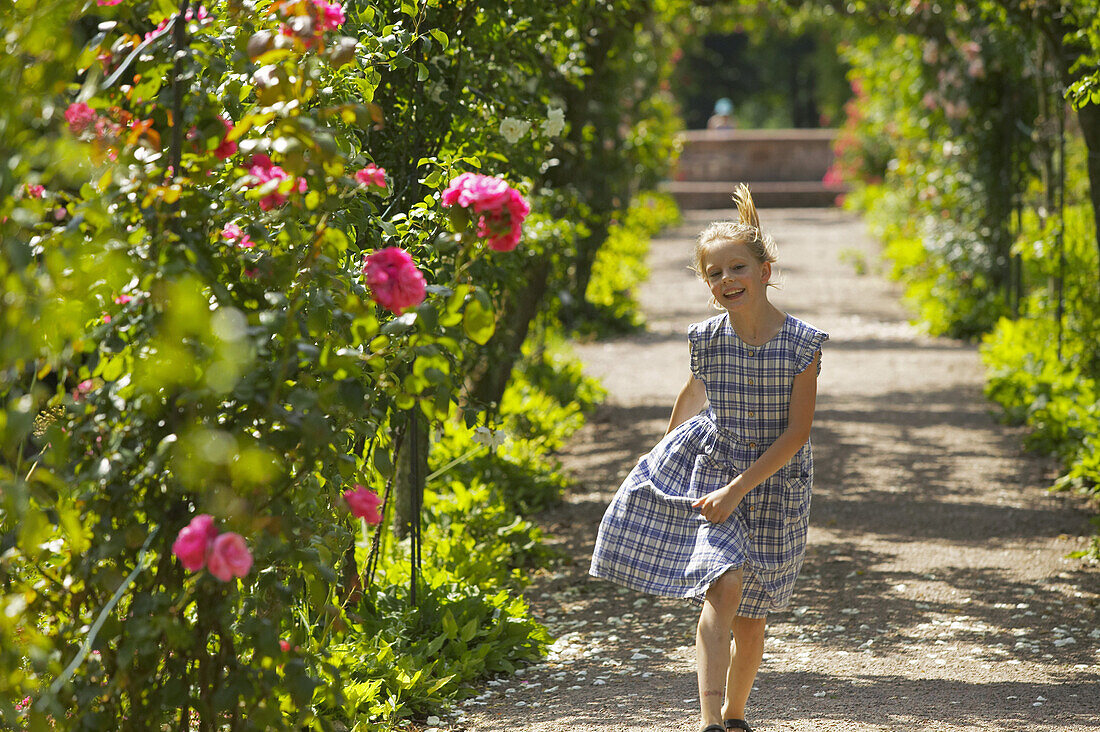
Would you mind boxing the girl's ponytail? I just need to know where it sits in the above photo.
[732,183,761,232]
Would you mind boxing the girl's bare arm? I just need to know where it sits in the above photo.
[667,374,707,434]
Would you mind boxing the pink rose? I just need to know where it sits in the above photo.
[25,183,45,199]
[354,164,387,190]
[214,117,237,160]
[442,172,511,212]
[441,173,530,251]
[172,514,218,572]
[114,294,133,304]
[244,154,305,210]
[343,484,383,525]
[96,0,123,6]
[312,0,346,31]
[64,102,97,135]
[222,223,255,248]
[362,247,426,314]
[207,532,253,581]
[71,379,95,401]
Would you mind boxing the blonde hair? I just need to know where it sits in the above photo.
[692,183,778,277]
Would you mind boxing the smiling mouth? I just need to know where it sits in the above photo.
[722,288,745,299]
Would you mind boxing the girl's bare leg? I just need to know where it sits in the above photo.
[697,570,743,728]
[721,615,767,722]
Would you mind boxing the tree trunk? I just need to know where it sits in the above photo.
[393,409,426,540]
[466,253,553,412]
[1074,102,1100,287]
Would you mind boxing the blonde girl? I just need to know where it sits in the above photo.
[590,184,828,732]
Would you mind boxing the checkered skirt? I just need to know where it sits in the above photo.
[590,313,828,617]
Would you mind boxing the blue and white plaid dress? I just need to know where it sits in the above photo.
[590,312,828,617]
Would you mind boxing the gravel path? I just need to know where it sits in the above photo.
[459,208,1100,732]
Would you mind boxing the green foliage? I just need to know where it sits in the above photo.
[670,2,851,129]
[0,0,677,728]
[430,335,606,514]
[579,191,681,336]
[329,581,549,727]
[981,202,1100,509]
[826,1,1100,556]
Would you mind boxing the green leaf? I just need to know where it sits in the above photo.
[429,29,448,49]
[96,354,125,382]
[462,291,495,345]
[441,609,458,638]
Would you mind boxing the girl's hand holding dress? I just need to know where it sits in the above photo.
[692,485,742,524]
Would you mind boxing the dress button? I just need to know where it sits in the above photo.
[748,411,755,417]
[748,505,755,511]
[748,442,756,448]
[747,350,754,357]
[747,378,754,385]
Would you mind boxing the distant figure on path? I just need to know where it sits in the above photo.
[707,98,735,129]
[590,184,828,732]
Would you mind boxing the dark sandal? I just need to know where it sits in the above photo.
[725,720,754,732]
[702,726,726,732]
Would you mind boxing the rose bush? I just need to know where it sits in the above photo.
[819,0,1100,554]
[1,0,684,728]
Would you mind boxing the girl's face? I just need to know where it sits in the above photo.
[701,239,771,312]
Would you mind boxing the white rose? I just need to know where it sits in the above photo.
[499,117,531,144]
[544,107,565,137]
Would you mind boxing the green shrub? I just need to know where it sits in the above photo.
[323,581,549,728]
[580,191,681,335]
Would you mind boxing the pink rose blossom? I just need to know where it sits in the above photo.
[214,116,237,160]
[354,164,387,190]
[312,0,346,31]
[71,379,95,401]
[343,484,383,525]
[145,6,210,42]
[172,514,218,572]
[222,223,255,248]
[245,154,306,210]
[114,294,133,304]
[207,532,253,581]
[442,172,511,212]
[64,102,98,135]
[243,267,259,278]
[441,173,530,252]
[96,0,123,6]
[362,247,426,314]
[25,183,45,198]
[279,639,291,653]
